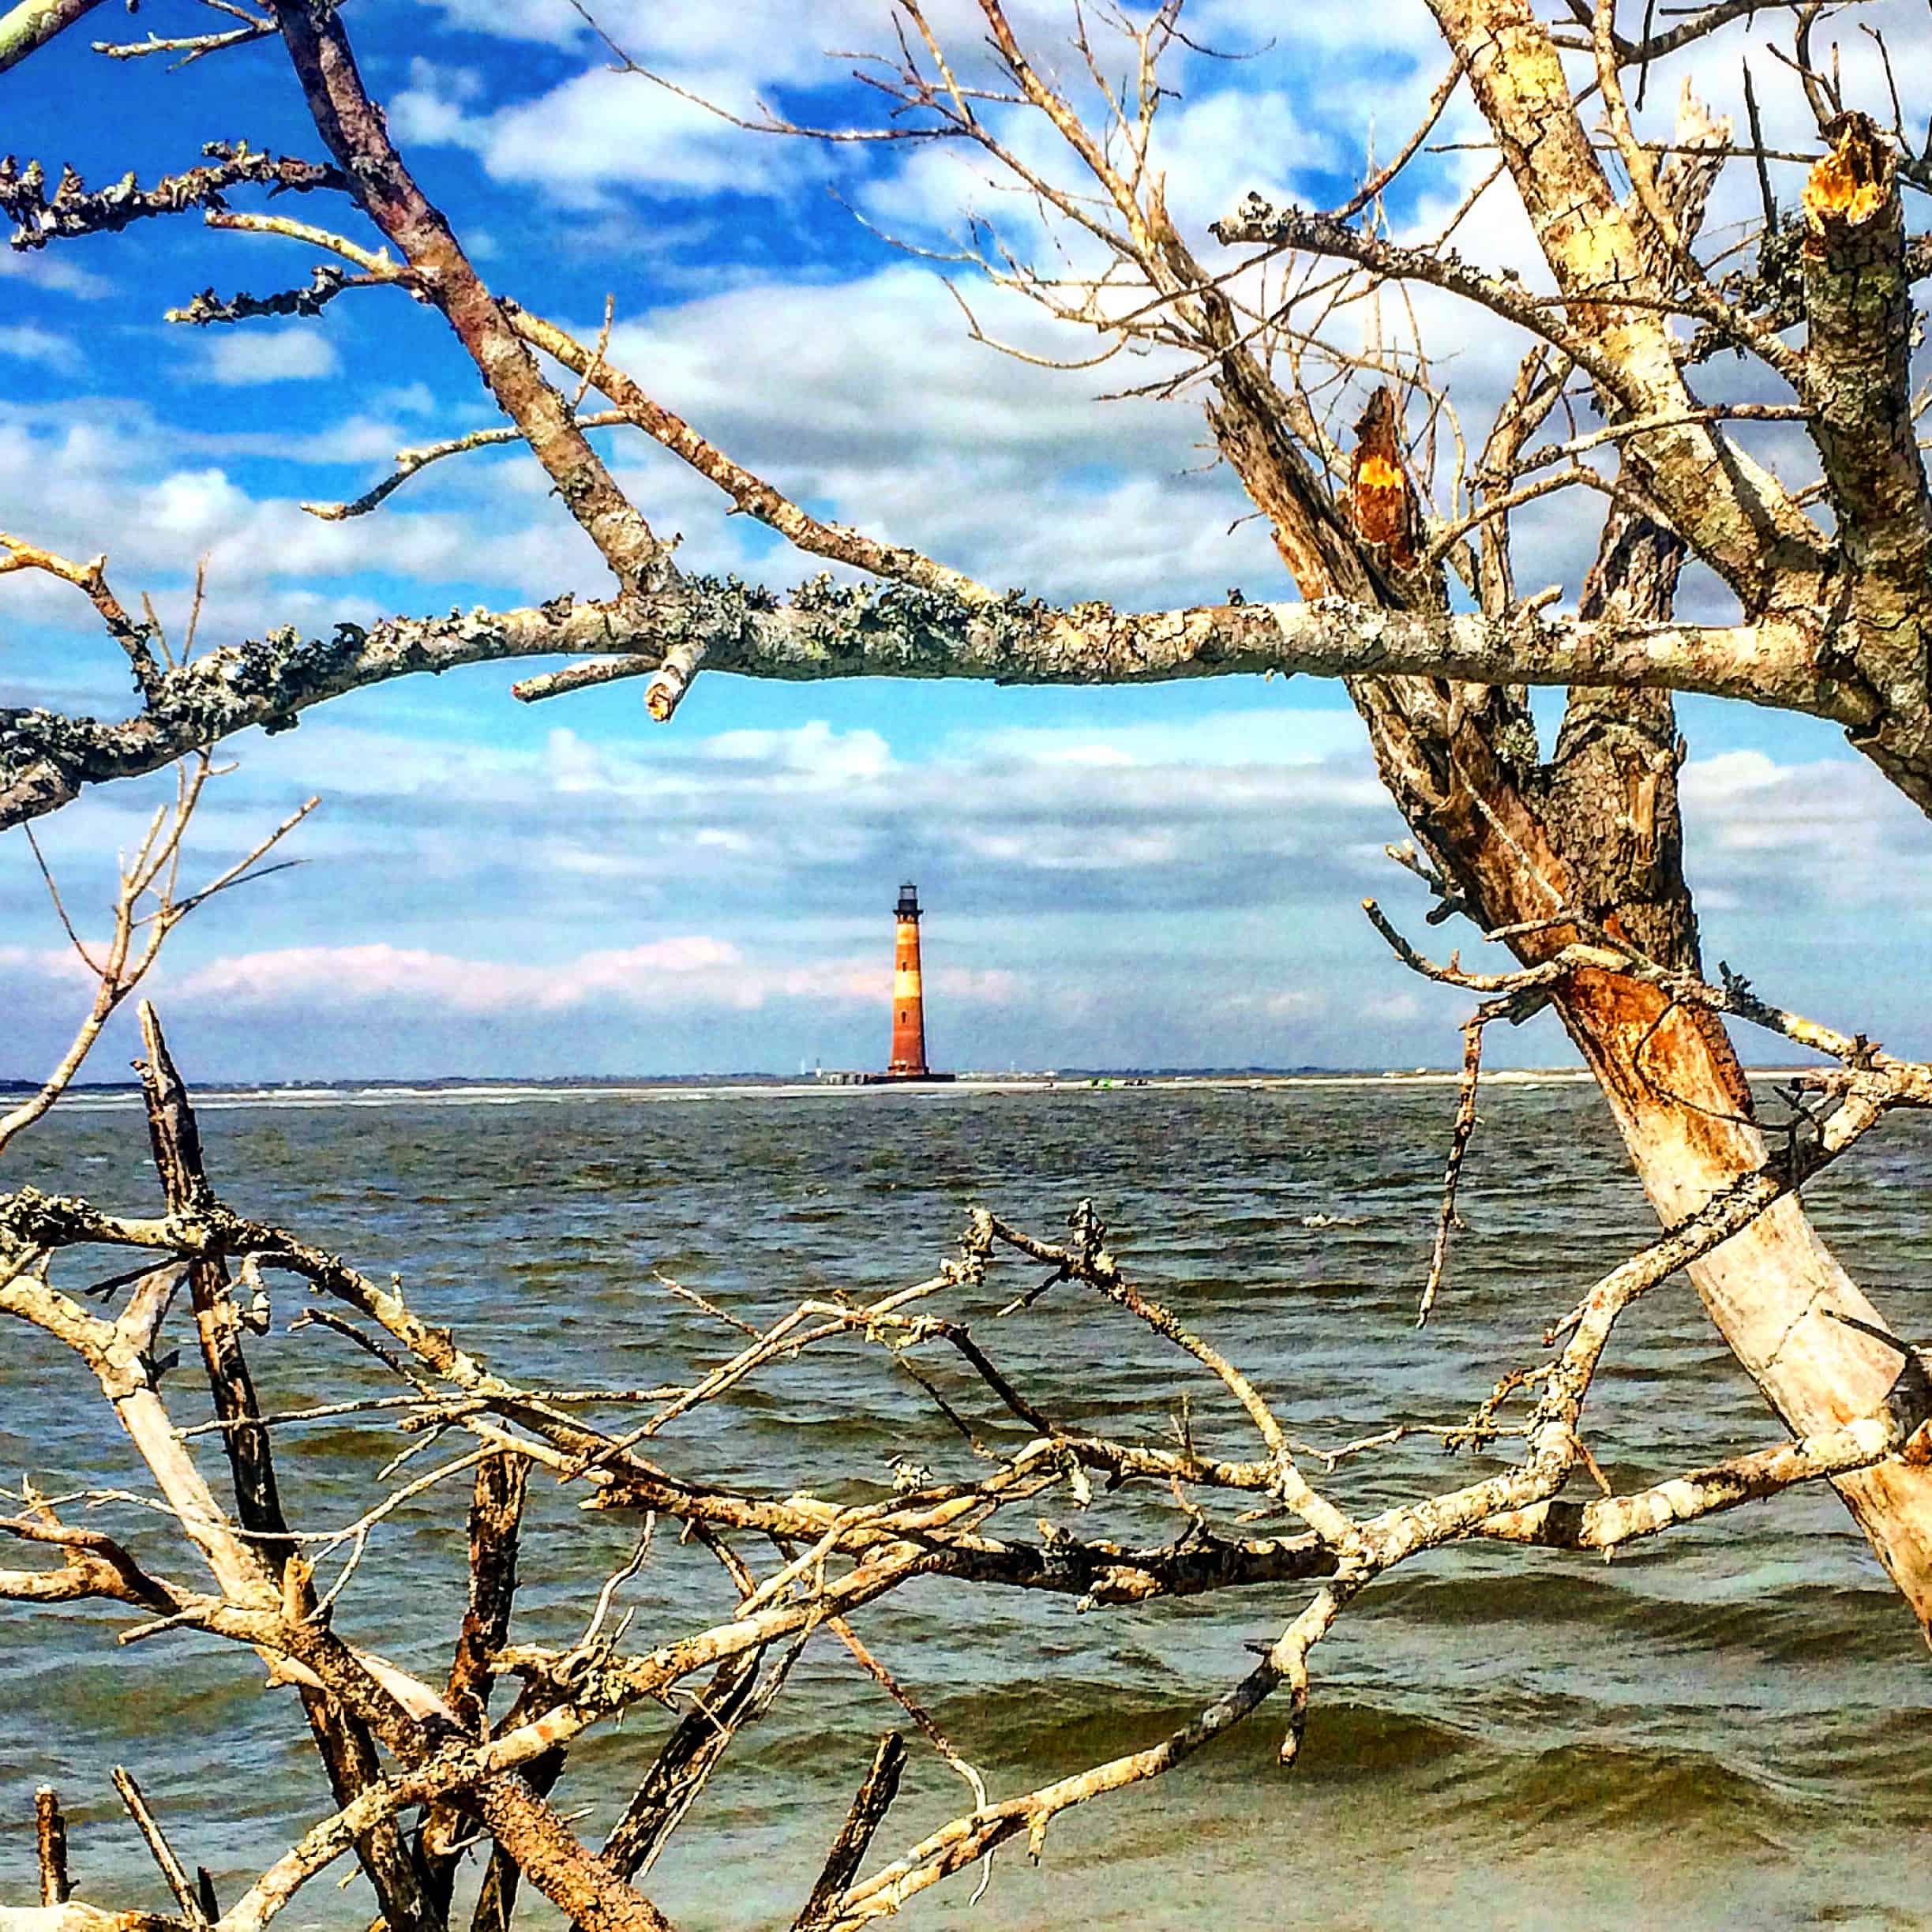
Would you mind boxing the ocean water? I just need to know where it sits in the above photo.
[2,1081,1929,1930]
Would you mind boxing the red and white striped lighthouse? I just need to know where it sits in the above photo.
[887,881,929,1076]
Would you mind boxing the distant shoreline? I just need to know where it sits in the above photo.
[9,1065,1821,1113]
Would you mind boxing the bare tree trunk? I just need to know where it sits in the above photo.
[1515,526,1931,1617]
[1375,530,1932,1623]
[1554,974,1932,1612]
[1184,278,1932,1622]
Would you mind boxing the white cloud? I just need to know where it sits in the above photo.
[371,383,441,418]
[407,0,586,45]
[398,0,1322,219]
[0,323,80,370]
[407,0,1080,88]
[1190,2,1444,63]
[0,943,95,988]
[957,820,1182,870]
[0,397,636,653]
[603,267,1134,457]
[578,264,1280,602]
[282,415,440,467]
[390,59,808,204]
[1362,992,1423,1024]
[175,936,744,1012]
[1267,988,1324,1016]
[949,709,1367,771]
[0,249,111,298]
[1679,748,1926,886]
[542,719,895,802]
[1149,88,1337,227]
[9,688,1922,1076]
[8,2,1930,1090]
[703,720,892,782]
[193,328,342,387]
[164,934,1020,1017]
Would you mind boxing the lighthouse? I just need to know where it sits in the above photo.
[887,881,930,1076]
[807,883,955,1086]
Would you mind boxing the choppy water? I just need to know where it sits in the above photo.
[2,1082,1929,1930]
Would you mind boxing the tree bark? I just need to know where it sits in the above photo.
[1194,32,1932,1625]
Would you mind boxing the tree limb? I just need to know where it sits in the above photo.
[0,0,110,73]
[0,586,1870,831]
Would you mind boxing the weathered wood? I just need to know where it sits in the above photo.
[268,0,665,598]
[448,1456,527,1739]
[136,1006,276,1540]
[1800,114,1932,583]
[790,1735,907,1932]
[33,1790,69,1909]
[1195,105,1932,1623]
[471,1779,674,1932]
[11,9,1932,1929]
[1361,606,1932,1623]
[0,0,107,75]
[108,1771,203,1932]
[469,1746,563,1932]
[597,1655,762,1882]
[1550,499,1932,1618]
[133,1004,443,1932]
[0,591,1861,835]
[1558,985,1932,1615]
[418,1455,530,1917]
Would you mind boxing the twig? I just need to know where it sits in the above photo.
[1419,1012,1485,1326]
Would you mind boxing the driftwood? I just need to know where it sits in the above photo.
[791,1737,908,1932]
[6,2,1932,1925]
[2,986,1930,1928]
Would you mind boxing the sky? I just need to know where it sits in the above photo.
[3,0,1931,1082]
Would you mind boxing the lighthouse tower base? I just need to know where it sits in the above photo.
[813,1067,956,1085]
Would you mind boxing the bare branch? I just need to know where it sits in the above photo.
[1418,1011,1485,1326]
[1800,112,1932,580]
[93,13,276,66]
[0,533,161,698]
[792,1735,907,1932]
[0,587,1870,833]
[0,141,345,249]
[35,1789,70,1909]
[108,1772,205,1931]
[0,771,315,1154]
[267,2,667,596]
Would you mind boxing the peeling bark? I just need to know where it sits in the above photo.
[1201,324,1932,1625]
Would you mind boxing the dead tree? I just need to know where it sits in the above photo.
[6,2,1932,1925]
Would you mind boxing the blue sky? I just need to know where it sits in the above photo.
[3,2,1930,1081]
